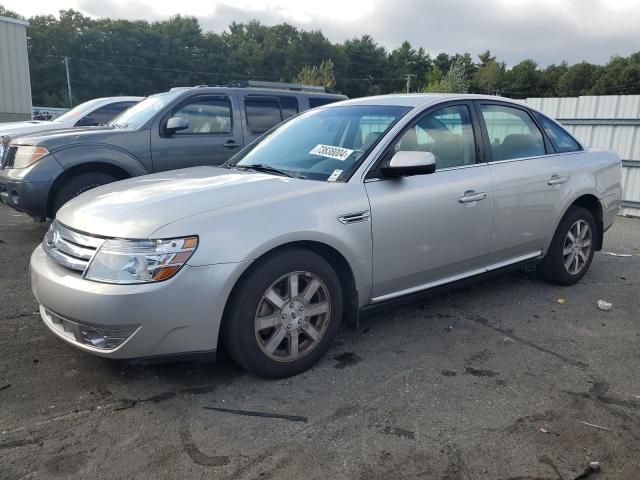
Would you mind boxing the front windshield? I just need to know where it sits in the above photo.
[229,105,410,181]
[109,91,181,129]
[55,99,106,123]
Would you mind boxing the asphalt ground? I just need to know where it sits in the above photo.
[0,204,639,479]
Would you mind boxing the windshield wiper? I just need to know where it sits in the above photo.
[234,164,299,178]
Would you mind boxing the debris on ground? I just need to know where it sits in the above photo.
[539,427,549,433]
[203,406,308,423]
[601,251,632,257]
[574,461,602,479]
[0,384,11,392]
[557,298,566,304]
[578,420,613,432]
[597,300,612,311]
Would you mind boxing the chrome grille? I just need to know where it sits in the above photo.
[2,146,17,169]
[43,220,104,272]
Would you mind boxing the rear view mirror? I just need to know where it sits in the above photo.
[165,115,189,134]
[381,151,436,177]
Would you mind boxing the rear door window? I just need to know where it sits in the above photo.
[245,98,282,134]
[279,96,299,120]
[480,104,545,161]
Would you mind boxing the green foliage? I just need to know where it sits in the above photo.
[295,59,336,88]
[423,59,470,93]
[6,5,640,106]
[0,4,23,19]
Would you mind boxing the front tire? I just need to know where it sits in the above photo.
[222,248,343,378]
[539,206,596,285]
[51,172,118,215]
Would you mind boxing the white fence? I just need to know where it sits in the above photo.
[526,95,640,217]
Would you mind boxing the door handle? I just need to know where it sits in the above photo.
[548,175,569,185]
[459,190,487,203]
[223,140,241,149]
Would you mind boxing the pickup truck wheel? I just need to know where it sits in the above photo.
[52,172,118,215]
[538,206,596,286]
[223,248,343,378]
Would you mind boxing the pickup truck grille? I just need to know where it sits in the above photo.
[43,220,105,273]
[1,146,17,169]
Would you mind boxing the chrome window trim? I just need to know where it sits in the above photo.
[486,149,585,166]
[370,251,542,303]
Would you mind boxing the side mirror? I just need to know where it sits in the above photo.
[381,151,436,177]
[165,115,189,134]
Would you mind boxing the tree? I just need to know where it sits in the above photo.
[294,59,336,88]
[423,59,470,93]
[557,62,602,96]
[11,5,640,105]
[0,4,23,19]
[503,59,541,97]
[471,51,505,94]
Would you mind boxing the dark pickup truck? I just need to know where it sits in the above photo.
[0,81,346,220]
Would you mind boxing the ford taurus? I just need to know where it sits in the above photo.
[30,94,622,377]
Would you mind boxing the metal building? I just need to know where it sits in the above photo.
[0,15,32,122]
[527,95,640,217]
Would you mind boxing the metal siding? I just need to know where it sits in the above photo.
[527,94,640,217]
[0,17,32,121]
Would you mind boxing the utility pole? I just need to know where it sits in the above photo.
[64,56,73,108]
[404,73,417,94]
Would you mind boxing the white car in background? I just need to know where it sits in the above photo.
[0,96,142,155]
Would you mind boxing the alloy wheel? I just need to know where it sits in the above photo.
[563,219,592,275]
[254,271,331,362]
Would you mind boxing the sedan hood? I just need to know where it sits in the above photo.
[0,120,61,138]
[57,167,334,238]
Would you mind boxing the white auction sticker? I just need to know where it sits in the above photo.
[309,144,354,161]
[327,169,343,182]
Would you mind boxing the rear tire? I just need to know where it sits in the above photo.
[52,172,118,215]
[538,206,596,285]
[222,248,343,378]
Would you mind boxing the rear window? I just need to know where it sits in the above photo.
[533,112,582,153]
[245,98,282,134]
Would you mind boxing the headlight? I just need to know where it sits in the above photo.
[85,236,198,284]
[13,146,49,168]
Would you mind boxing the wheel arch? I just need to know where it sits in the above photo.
[47,162,132,218]
[219,240,359,348]
[550,193,604,252]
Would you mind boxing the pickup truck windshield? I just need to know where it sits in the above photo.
[109,91,181,129]
[229,105,410,181]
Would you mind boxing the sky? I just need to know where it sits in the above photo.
[3,0,640,66]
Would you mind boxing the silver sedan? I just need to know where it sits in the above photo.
[30,94,622,377]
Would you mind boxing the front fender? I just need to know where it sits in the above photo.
[51,144,149,177]
[152,182,374,307]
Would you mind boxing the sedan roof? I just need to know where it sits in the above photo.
[336,93,528,109]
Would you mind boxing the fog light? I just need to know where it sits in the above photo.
[40,306,138,351]
[79,326,136,350]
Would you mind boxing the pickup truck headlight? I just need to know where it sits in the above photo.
[85,237,198,284]
[13,146,49,168]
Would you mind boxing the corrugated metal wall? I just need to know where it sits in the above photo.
[526,95,640,217]
[0,16,32,122]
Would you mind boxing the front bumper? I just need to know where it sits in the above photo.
[0,169,52,219]
[30,245,247,359]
